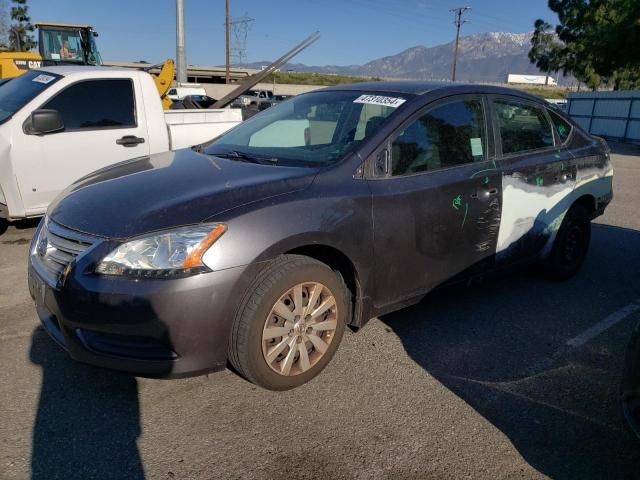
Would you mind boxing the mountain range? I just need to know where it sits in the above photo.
[248,32,564,84]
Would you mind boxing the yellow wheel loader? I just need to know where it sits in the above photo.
[0,22,102,79]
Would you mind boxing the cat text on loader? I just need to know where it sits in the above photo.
[0,22,102,79]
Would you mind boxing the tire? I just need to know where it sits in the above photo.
[0,218,8,235]
[228,255,350,390]
[543,204,591,281]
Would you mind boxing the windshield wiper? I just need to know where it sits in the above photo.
[211,150,279,165]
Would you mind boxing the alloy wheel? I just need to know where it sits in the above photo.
[261,282,338,376]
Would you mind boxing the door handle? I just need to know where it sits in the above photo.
[116,135,145,147]
[471,188,498,201]
[555,172,574,183]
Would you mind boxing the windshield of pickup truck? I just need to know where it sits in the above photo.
[0,70,62,124]
[204,90,411,166]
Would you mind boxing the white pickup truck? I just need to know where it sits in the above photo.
[0,66,242,225]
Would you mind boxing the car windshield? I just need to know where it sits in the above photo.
[204,90,412,166]
[0,70,62,124]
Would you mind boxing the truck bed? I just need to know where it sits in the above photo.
[164,109,242,150]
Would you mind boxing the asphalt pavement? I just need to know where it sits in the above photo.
[1,143,639,480]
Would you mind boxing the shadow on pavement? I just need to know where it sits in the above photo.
[0,217,40,236]
[380,223,640,479]
[29,326,144,480]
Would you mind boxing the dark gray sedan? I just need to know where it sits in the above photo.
[28,82,613,390]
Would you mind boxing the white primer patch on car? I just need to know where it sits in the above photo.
[353,95,406,108]
[32,74,56,84]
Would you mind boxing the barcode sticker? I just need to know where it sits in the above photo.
[32,74,56,84]
[353,95,406,108]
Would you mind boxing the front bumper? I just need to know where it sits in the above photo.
[28,248,256,378]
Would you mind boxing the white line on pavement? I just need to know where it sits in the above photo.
[566,299,640,348]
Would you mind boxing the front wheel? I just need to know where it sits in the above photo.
[542,204,591,281]
[228,255,349,390]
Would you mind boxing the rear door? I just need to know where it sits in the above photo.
[489,95,576,262]
[367,94,503,308]
[14,77,151,214]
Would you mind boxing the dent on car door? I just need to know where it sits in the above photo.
[491,96,577,262]
[367,95,502,309]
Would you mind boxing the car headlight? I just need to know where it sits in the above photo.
[95,223,226,277]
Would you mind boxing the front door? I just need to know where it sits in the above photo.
[13,77,150,214]
[367,95,502,309]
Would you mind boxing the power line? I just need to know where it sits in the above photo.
[450,6,471,81]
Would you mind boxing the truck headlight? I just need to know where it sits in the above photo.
[96,223,226,277]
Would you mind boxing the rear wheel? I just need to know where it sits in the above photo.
[228,255,349,390]
[0,218,8,235]
[543,204,591,281]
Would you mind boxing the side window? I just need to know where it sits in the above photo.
[168,88,177,95]
[549,110,572,144]
[43,79,136,130]
[391,99,486,176]
[494,100,553,155]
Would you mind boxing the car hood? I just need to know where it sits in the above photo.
[48,148,317,239]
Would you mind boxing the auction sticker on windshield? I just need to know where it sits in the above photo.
[32,74,56,84]
[354,95,406,108]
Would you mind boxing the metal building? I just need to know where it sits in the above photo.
[567,90,640,143]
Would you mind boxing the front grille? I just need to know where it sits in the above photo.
[32,219,96,285]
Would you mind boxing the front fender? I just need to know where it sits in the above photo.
[201,181,373,286]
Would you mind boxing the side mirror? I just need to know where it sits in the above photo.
[375,147,390,176]
[27,109,64,135]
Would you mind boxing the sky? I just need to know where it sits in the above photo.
[26,0,558,67]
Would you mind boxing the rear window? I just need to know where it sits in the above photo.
[549,110,573,144]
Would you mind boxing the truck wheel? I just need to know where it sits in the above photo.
[228,255,349,390]
[543,204,591,281]
[0,218,8,235]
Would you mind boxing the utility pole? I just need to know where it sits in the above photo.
[176,0,187,84]
[450,6,470,82]
[225,0,230,84]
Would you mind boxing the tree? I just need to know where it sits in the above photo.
[0,1,10,50]
[9,0,35,51]
[528,20,563,84]
[529,0,640,90]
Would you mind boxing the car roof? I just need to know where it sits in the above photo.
[323,80,544,103]
[37,65,141,77]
